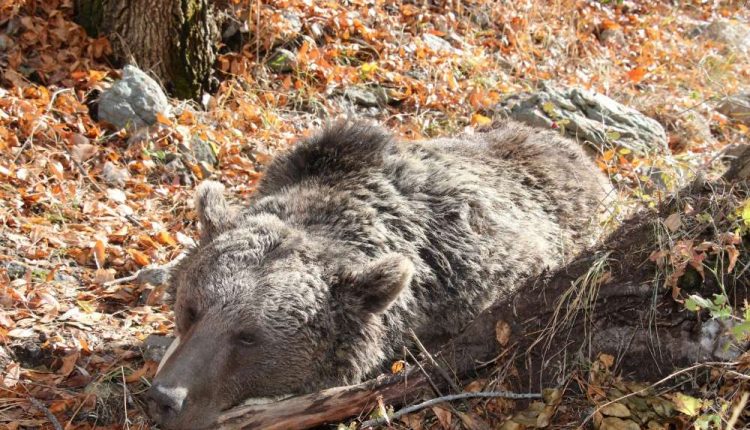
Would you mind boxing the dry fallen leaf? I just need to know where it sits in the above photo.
[432,406,452,430]
[495,320,512,347]
[663,213,682,232]
[128,249,151,266]
[58,351,80,377]
[93,239,107,268]
[1,362,20,388]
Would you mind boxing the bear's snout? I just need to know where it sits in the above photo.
[147,383,188,426]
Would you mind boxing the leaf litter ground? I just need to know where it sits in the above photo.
[0,0,749,429]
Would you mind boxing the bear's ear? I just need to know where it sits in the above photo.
[340,254,414,314]
[195,181,237,244]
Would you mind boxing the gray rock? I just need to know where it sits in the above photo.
[98,65,171,131]
[423,33,462,54]
[170,135,219,181]
[187,135,219,167]
[5,262,26,280]
[498,83,668,155]
[344,86,388,108]
[142,335,176,363]
[598,28,626,46]
[101,161,131,187]
[717,93,750,125]
[281,11,302,35]
[267,48,297,73]
[53,272,78,284]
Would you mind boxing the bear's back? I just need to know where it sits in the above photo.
[244,121,612,347]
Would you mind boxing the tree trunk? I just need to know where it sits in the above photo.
[74,0,218,99]
[212,154,750,429]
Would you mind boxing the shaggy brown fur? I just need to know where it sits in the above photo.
[148,120,612,429]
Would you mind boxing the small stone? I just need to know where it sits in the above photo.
[281,11,302,34]
[98,65,171,131]
[423,33,462,54]
[188,135,219,167]
[600,402,631,418]
[599,28,626,46]
[53,272,78,284]
[5,262,27,280]
[142,335,176,363]
[344,86,389,108]
[136,266,172,286]
[267,48,297,73]
[101,162,130,186]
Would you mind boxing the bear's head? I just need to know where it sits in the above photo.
[147,181,414,430]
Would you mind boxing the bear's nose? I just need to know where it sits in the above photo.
[147,383,188,423]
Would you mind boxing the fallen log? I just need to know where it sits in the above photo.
[214,151,750,429]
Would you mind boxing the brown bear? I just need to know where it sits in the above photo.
[147,120,612,429]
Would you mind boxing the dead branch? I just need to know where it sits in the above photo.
[359,391,542,428]
[215,372,430,430]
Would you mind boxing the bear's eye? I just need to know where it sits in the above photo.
[235,332,257,347]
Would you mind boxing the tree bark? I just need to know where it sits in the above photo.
[212,153,750,429]
[74,0,218,99]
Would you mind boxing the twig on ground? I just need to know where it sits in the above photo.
[122,367,132,428]
[359,391,542,428]
[13,121,44,163]
[404,346,443,397]
[65,392,94,429]
[409,329,461,393]
[46,88,74,115]
[726,391,749,430]
[28,397,63,430]
[579,361,739,429]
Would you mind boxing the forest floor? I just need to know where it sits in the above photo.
[0,0,749,429]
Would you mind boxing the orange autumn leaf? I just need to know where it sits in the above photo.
[138,234,160,249]
[178,110,195,125]
[58,351,79,377]
[471,113,492,127]
[626,67,646,83]
[601,19,621,31]
[128,249,151,266]
[155,230,177,246]
[93,240,106,267]
[155,112,172,125]
[125,361,158,383]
